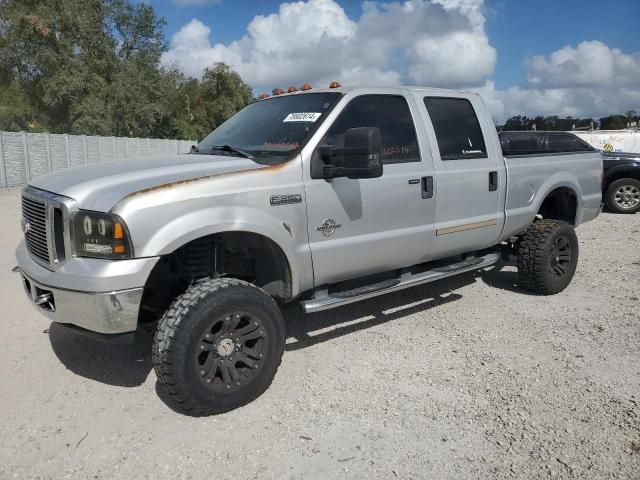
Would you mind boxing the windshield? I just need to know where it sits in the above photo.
[196,92,342,164]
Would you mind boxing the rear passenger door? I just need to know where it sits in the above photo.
[419,95,505,255]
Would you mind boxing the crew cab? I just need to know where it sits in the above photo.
[16,85,603,415]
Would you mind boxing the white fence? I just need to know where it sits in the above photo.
[572,130,640,153]
[0,131,195,188]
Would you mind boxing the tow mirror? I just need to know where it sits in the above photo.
[317,127,383,179]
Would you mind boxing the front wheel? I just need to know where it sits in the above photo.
[604,178,640,214]
[152,278,285,416]
[516,219,579,295]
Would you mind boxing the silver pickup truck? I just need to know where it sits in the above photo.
[16,86,602,415]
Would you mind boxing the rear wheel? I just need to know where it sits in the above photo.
[605,178,640,214]
[152,278,285,416]
[516,219,579,295]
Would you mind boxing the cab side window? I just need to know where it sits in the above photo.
[424,97,487,160]
[321,95,420,164]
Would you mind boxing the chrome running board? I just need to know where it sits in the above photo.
[301,253,500,313]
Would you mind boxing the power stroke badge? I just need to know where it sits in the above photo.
[316,218,342,237]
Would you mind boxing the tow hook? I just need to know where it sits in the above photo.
[34,293,53,306]
[34,292,55,311]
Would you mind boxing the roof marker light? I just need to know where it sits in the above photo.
[272,88,285,95]
[258,93,270,99]
[329,81,341,89]
[300,83,312,91]
[287,86,298,93]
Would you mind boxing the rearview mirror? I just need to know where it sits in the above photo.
[315,127,383,180]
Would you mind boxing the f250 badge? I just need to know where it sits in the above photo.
[316,218,342,237]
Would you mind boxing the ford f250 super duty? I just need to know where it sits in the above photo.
[16,85,603,415]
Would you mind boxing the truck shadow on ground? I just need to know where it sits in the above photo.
[47,264,523,389]
[283,264,525,352]
[479,263,525,294]
[283,274,470,352]
[48,323,153,388]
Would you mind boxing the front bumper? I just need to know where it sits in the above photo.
[16,241,159,334]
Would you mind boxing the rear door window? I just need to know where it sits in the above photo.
[424,97,487,160]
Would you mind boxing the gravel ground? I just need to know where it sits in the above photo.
[0,187,638,479]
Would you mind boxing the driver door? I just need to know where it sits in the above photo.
[302,93,437,287]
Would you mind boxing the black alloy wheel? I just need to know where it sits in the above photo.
[195,311,268,392]
[548,234,572,278]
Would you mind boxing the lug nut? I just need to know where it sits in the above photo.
[200,370,205,375]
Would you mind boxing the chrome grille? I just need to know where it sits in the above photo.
[22,195,50,263]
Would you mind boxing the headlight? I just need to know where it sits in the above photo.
[72,211,133,259]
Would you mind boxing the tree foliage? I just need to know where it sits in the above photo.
[0,0,254,139]
[497,113,639,131]
[170,64,254,141]
[498,115,595,131]
[598,114,638,130]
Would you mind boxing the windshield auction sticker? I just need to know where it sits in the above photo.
[283,112,322,122]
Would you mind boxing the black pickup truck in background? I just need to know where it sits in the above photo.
[600,152,640,214]
[499,131,640,214]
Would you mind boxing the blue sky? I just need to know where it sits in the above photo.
[146,0,640,120]
[484,0,640,89]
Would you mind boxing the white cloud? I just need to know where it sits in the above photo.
[526,40,640,89]
[162,0,496,89]
[410,31,496,86]
[476,41,640,121]
[162,1,640,120]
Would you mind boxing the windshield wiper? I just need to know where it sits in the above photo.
[209,144,255,160]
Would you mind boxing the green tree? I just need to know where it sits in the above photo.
[499,115,596,131]
[0,80,46,131]
[599,115,628,130]
[104,0,175,137]
[0,0,254,139]
[501,115,530,130]
[171,63,254,141]
[0,0,117,133]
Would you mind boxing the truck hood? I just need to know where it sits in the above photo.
[28,154,266,212]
